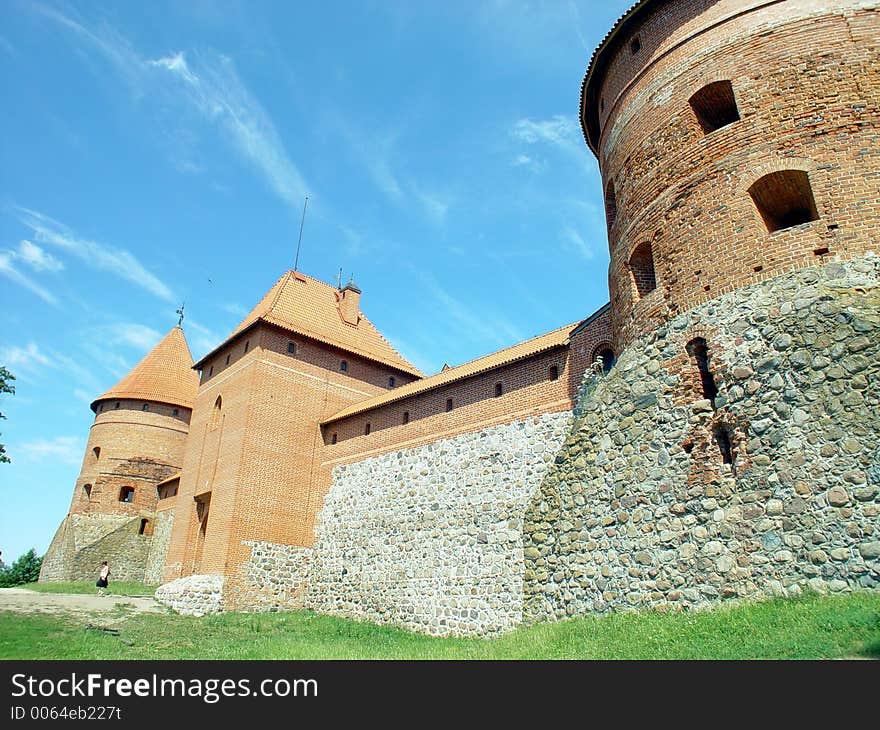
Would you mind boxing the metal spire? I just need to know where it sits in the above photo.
[294,196,309,272]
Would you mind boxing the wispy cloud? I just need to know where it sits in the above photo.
[0,343,53,374]
[511,153,546,173]
[0,252,59,305]
[186,318,224,359]
[17,207,174,301]
[148,51,309,208]
[15,240,64,272]
[561,226,595,260]
[512,115,581,152]
[100,323,162,352]
[20,436,83,465]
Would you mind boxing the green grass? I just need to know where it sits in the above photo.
[18,581,157,597]
[0,592,878,659]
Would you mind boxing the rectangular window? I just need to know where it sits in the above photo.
[446,398,453,412]
[402,411,410,425]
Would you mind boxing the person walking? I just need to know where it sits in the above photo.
[96,561,110,596]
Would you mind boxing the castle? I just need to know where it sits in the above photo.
[41,0,880,637]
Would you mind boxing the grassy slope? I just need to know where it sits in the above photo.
[20,581,157,596]
[0,592,878,660]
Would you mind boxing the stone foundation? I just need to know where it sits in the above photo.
[144,510,174,585]
[154,574,224,616]
[226,541,312,611]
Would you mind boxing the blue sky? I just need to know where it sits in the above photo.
[0,0,630,563]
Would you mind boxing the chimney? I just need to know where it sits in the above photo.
[338,278,361,325]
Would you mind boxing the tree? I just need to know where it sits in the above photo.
[0,365,14,464]
[0,549,43,587]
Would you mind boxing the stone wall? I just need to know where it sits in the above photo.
[155,574,224,616]
[524,257,880,623]
[39,513,153,584]
[307,413,571,636]
[226,540,312,611]
[144,510,174,585]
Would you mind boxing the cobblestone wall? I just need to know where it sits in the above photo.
[228,541,312,611]
[307,413,571,636]
[524,257,880,622]
[144,510,174,585]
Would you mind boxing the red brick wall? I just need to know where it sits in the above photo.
[586,0,880,349]
[68,399,190,518]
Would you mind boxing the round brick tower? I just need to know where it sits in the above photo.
[40,326,199,583]
[581,0,880,350]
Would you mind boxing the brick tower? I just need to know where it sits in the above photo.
[160,271,422,609]
[581,0,880,349]
[40,325,198,583]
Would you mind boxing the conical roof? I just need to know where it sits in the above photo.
[195,270,422,377]
[91,326,199,412]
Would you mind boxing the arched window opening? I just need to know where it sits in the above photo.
[340,360,348,372]
[629,242,657,298]
[714,424,734,467]
[689,80,740,134]
[93,446,101,460]
[119,486,135,503]
[494,382,503,398]
[114,401,120,409]
[172,408,179,417]
[138,518,153,536]
[83,484,92,499]
[748,170,819,233]
[142,403,149,412]
[686,337,718,406]
[287,342,296,354]
[548,365,559,381]
[598,347,616,373]
[630,35,641,55]
[402,411,410,425]
[210,395,222,431]
[604,180,617,231]
[388,376,396,388]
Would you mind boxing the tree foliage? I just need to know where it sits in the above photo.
[0,365,14,464]
[0,549,43,587]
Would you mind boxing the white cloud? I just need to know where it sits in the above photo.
[148,50,309,208]
[104,323,162,352]
[20,436,83,465]
[16,239,64,272]
[561,226,596,260]
[0,342,53,373]
[0,252,59,306]
[17,208,174,302]
[512,154,546,173]
[512,115,581,149]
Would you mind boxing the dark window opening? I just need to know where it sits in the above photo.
[629,242,657,298]
[630,35,641,54]
[158,482,178,499]
[119,486,135,503]
[114,401,120,409]
[331,432,338,444]
[689,80,740,134]
[604,180,617,231]
[225,354,230,365]
[714,424,734,465]
[98,404,103,412]
[682,441,694,454]
[599,348,616,373]
[686,337,719,406]
[748,170,819,233]
[244,340,249,354]
[494,382,503,397]
[446,398,453,413]
[93,446,101,460]
[600,97,605,113]
[388,376,396,388]
[138,518,152,536]
[287,342,296,354]
[210,395,222,430]
[172,408,179,417]
[402,411,410,425]
[142,403,149,411]
[340,360,348,372]
[364,422,371,435]
[814,247,829,257]
[83,484,92,498]
[549,365,559,381]
[209,366,213,377]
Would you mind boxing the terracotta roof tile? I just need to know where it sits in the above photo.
[323,320,582,424]
[92,326,199,411]
[195,270,422,376]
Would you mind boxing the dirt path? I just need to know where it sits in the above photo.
[0,588,164,624]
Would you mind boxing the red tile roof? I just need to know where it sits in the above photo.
[194,270,422,376]
[92,326,199,411]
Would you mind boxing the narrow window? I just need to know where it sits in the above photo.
[244,340,249,354]
[209,366,214,377]
[331,432,338,444]
[225,354,230,365]
[210,395,222,430]
[549,365,559,381]
[119,486,135,503]
[446,398,453,413]
[93,446,101,460]
[686,337,718,406]
[142,403,149,412]
[402,411,410,425]
[630,35,641,55]
[388,376,395,388]
[604,180,617,231]
[494,382,503,397]
[138,518,151,536]
[599,348,616,373]
[340,360,348,372]
[114,401,120,409]
[714,424,734,465]
[83,484,92,498]
[172,408,179,417]
[748,170,819,233]
[629,242,657,298]
[364,422,371,435]
[689,80,740,134]
[600,97,605,113]
[98,404,103,413]
[287,342,296,354]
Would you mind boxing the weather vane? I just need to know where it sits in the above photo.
[176,302,185,327]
